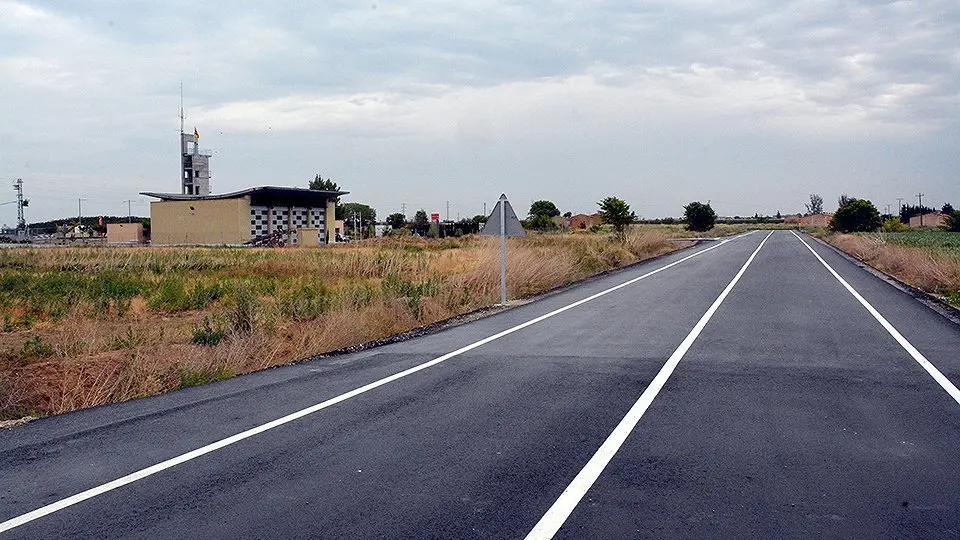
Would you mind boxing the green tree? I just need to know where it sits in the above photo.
[528,200,561,231]
[342,203,376,238]
[942,210,960,232]
[942,203,955,215]
[309,174,341,198]
[309,174,344,218]
[528,200,560,219]
[413,209,429,236]
[386,213,406,229]
[598,196,637,240]
[683,201,717,232]
[830,198,881,232]
[805,194,823,215]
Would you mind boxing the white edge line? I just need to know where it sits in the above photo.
[0,231,759,533]
[524,230,775,540]
[790,230,960,405]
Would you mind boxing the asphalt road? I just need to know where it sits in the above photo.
[2,230,959,539]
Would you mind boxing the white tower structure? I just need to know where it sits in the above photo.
[180,86,211,196]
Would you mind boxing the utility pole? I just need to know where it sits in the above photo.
[123,199,135,223]
[78,198,88,233]
[886,204,891,216]
[13,179,26,234]
[446,201,450,221]
[483,202,487,217]
[917,193,924,227]
[401,202,407,217]
[896,197,903,216]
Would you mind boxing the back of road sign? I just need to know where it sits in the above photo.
[481,195,526,237]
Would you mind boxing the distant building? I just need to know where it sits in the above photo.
[786,213,833,228]
[142,186,347,246]
[570,213,602,230]
[106,223,145,245]
[909,212,947,229]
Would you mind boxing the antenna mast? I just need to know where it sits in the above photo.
[180,82,185,135]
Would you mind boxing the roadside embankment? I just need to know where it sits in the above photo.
[0,231,685,419]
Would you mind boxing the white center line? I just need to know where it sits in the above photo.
[0,232,757,533]
[524,230,774,540]
[790,230,960,405]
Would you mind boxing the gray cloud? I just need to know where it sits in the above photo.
[1,0,958,224]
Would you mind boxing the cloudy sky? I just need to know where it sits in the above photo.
[1,0,958,224]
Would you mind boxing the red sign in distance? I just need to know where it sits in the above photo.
[431,213,440,222]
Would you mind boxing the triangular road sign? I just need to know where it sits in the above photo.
[481,194,525,237]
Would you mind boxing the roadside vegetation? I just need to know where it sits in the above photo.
[0,231,683,420]
[822,231,960,308]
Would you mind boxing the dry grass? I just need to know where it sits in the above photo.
[0,231,684,419]
[825,232,960,303]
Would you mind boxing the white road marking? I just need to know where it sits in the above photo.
[791,230,960,405]
[0,232,758,533]
[524,230,774,540]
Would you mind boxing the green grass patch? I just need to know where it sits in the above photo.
[178,366,235,388]
[860,231,960,256]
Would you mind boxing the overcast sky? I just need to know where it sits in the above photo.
[1,0,958,224]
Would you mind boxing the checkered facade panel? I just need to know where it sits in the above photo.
[270,208,289,230]
[250,206,270,238]
[250,205,327,243]
[310,208,326,231]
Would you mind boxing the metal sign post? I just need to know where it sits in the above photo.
[481,193,525,306]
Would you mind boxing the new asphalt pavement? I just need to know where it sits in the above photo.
[2,230,959,539]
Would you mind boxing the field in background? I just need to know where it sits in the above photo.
[823,231,960,307]
[0,230,685,420]
[635,222,805,238]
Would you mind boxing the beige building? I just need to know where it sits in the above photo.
[106,223,146,244]
[909,212,947,229]
[570,213,602,230]
[142,186,346,246]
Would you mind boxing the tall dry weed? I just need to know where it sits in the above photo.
[827,233,960,294]
[0,231,683,419]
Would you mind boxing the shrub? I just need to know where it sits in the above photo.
[229,286,261,335]
[278,282,330,321]
[148,276,191,311]
[110,327,145,350]
[830,198,881,232]
[882,219,909,232]
[192,316,226,346]
[683,201,717,232]
[20,335,53,363]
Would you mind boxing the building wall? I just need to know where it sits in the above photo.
[570,214,602,230]
[106,223,145,244]
[799,213,833,227]
[325,200,336,243]
[151,197,251,245]
[250,204,328,245]
[909,212,947,228]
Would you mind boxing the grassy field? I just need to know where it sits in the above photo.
[823,230,960,307]
[0,231,686,420]
[866,231,960,255]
